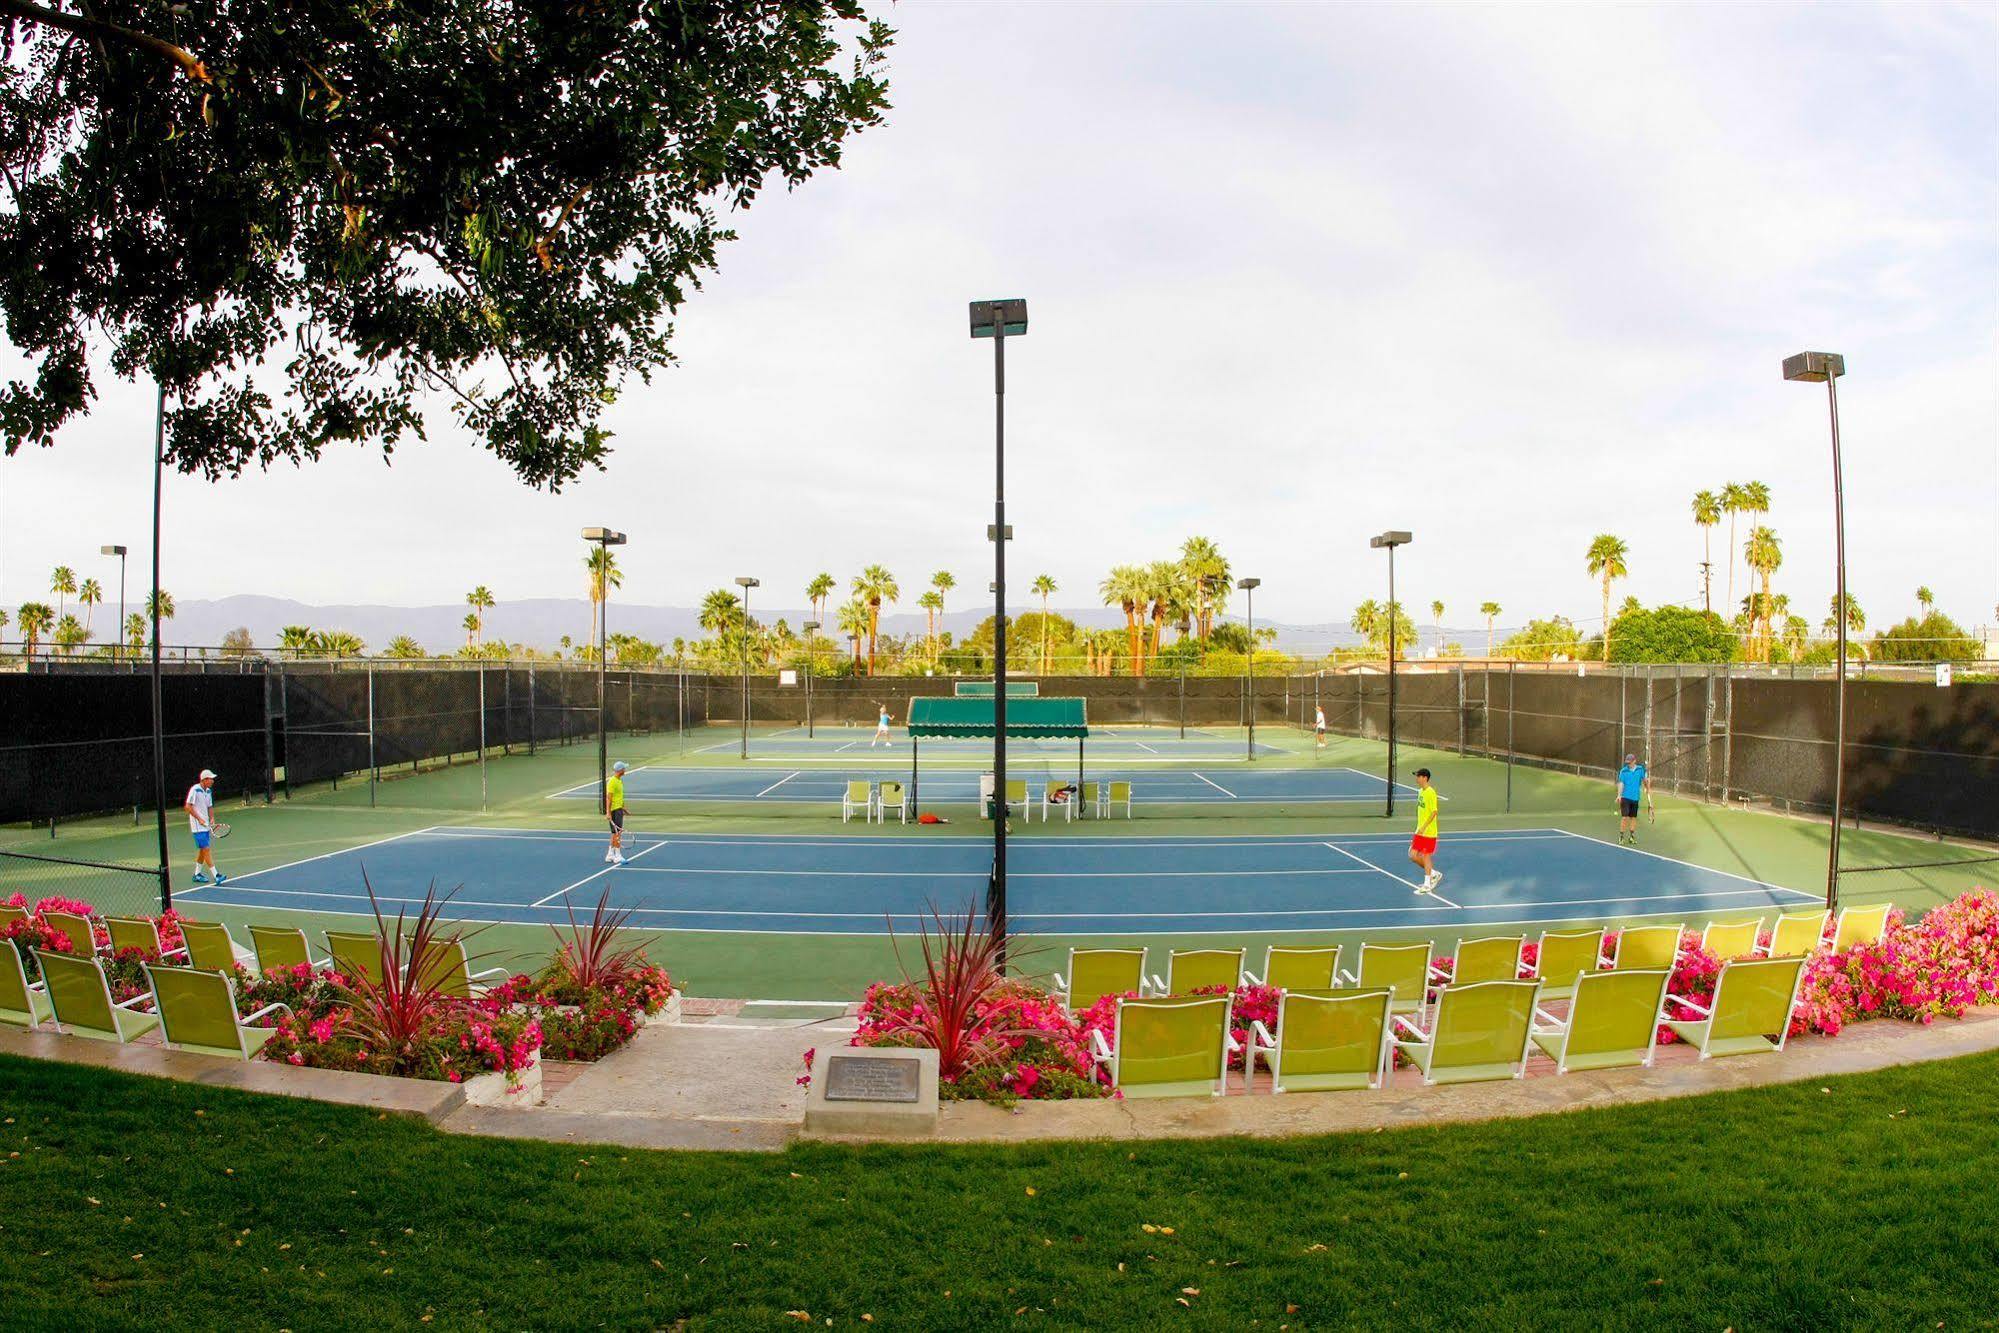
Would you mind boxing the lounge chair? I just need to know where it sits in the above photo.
[1759,911,1829,958]
[1077,781,1100,820]
[104,915,190,963]
[1602,923,1682,971]
[1089,994,1237,1098]
[841,780,873,824]
[249,924,326,974]
[878,781,909,825]
[43,909,96,956]
[0,904,27,930]
[1053,946,1148,1013]
[1526,928,1606,1002]
[326,931,390,986]
[1248,987,1394,1093]
[1663,956,1808,1059]
[1245,944,1342,990]
[1338,941,1432,1016]
[409,938,509,999]
[1101,781,1133,819]
[1042,780,1084,823]
[1003,779,1029,821]
[1530,968,1670,1074]
[146,964,290,1060]
[36,950,160,1044]
[1701,917,1763,961]
[1149,947,1245,995]
[1431,936,1525,987]
[1390,979,1542,1086]
[179,920,245,972]
[0,940,52,1029]
[1832,903,1893,952]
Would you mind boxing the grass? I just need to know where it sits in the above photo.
[1,1050,1996,1328]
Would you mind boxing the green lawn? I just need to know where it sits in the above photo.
[0,1050,1994,1328]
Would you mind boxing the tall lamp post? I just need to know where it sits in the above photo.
[1238,577,1261,760]
[582,527,626,809]
[1370,531,1413,817]
[735,576,759,759]
[1784,351,1848,911]
[802,620,820,738]
[970,297,1027,961]
[101,545,127,665]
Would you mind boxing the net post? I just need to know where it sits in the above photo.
[366,663,378,808]
[478,666,489,813]
[1457,663,1466,755]
[528,663,538,755]
[1506,658,1515,813]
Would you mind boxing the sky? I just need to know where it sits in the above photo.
[2,2,1995,646]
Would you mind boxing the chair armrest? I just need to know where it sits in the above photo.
[1240,968,1263,986]
[469,966,510,982]
[161,944,191,963]
[1597,948,1617,969]
[243,1002,292,1025]
[1335,967,1359,986]
[1051,971,1069,996]
[1249,1018,1275,1049]
[1390,1012,1430,1043]
[1147,973,1166,995]
[1664,994,1710,1018]
[1088,1028,1113,1063]
[114,992,155,1012]
[1427,961,1452,984]
[1531,1003,1566,1029]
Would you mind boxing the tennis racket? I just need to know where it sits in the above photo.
[211,822,232,840]
[1646,792,1656,826]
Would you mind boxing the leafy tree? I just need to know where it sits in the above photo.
[1691,490,1721,611]
[219,626,257,658]
[1500,616,1583,661]
[384,635,425,659]
[1207,621,1253,654]
[1030,574,1057,673]
[16,601,53,655]
[318,630,365,658]
[1873,612,1981,663]
[1585,534,1629,653]
[1605,605,1736,664]
[1916,586,1935,614]
[852,565,898,675]
[1479,601,1501,659]
[278,625,316,657]
[0,4,893,487]
[49,565,75,618]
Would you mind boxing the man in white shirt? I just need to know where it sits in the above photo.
[184,768,227,885]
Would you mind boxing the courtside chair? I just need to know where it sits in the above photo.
[877,781,909,825]
[1248,987,1395,1094]
[1103,781,1134,819]
[1338,941,1432,1017]
[36,950,160,1044]
[1089,994,1237,1098]
[43,910,96,957]
[179,920,246,972]
[249,924,326,974]
[1431,936,1526,988]
[1053,947,1148,1014]
[1530,968,1671,1075]
[1003,779,1030,821]
[146,964,289,1060]
[1042,781,1081,823]
[1759,911,1829,958]
[326,931,390,986]
[1527,928,1606,1002]
[1663,956,1808,1060]
[1150,947,1245,996]
[1245,944,1342,990]
[1602,923,1683,972]
[1832,903,1893,952]
[0,903,27,931]
[0,940,53,1030]
[1390,979,1542,1086]
[1077,781,1100,820]
[841,780,873,824]
[1701,917,1764,961]
[104,915,190,964]
[411,938,509,1000]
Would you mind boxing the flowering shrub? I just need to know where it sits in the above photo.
[260,1002,541,1084]
[850,975,1110,1105]
[475,959,674,1062]
[0,917,75,981]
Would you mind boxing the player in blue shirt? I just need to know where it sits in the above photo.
[1615,753,1649,845]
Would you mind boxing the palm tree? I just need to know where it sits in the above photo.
[49,566,75,620]
[1028,574,1058,673]
[77,577,103,633]
[806,573,836,626]
[1585,534,1629,655]
[1100,565,1146,676]
[1179,536,1230,640]
[124,614,146,655]
[462,611,481,650]
[147,589,175,646]
[1692,489,1720,611]
[698,587,744,642]
[278,625,316,657]
[1720,482,1748,617]
[1479,602,1501,659]
[320,630,366,658]
[585,547,622,647]
[1143,561,1184,659]
[1350,599,1382,652]
[852,566,899,675]
[1430,601,1444,645]
[1824,593,1867,660]
[465,586,495,647]
[385,635,425,659]
[835,597,869,669]
[17,602,54,656]
[52,613,87,655]
[1916,586,1935,615]
[915,589,943,660]
[0,608,8,645]
[1744,526,1783,661]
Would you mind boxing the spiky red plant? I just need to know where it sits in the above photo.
[337,875,467,1076]
[871,900,1030,1081]
[547,887,660,996]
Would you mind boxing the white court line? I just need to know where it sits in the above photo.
[756,771,804,798]
[616,865,1374,879]
[1192,772,1236,798]
[530,836,673,908]
[1554,829,1819,899]
[1135,742,1160,755]
[1323,841,1429,894]
[189,825,442,893]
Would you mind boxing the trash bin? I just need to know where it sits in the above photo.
[979,771,997,819]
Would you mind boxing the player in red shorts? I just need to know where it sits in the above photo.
[1407,767,1442,893]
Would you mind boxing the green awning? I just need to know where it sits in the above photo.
[906,696,1088,738]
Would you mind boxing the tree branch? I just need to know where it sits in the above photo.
[0,0,210,82]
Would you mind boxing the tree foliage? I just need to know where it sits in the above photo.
[1604,605,1736,664]
[1872,612,1982,663]
[1500,616,1583,661]
[0,1,893,487]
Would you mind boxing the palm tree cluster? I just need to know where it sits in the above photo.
[1097,537,1234,676]
[12,562,117,657]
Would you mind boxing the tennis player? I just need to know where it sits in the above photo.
[1615,753,1649,845]
[184,768,227,885]
[1408,767,1442,893]
[871,702,892,748]
[1314,704,1328,749]
[604,760,628,865]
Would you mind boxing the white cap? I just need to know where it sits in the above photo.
[199,768,218,780]
[612,761,629,773]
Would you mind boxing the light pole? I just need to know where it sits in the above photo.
[1784,351,1848,911]
[101,545,127,665]
[802,619,820,738]
[735,576,759,759]
[971,297,1026,961]
[1238,577,1261,760]
[1370,531,1413,817]
[582,527,626,808]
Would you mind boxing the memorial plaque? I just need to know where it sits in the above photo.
[823,1053,923,1103]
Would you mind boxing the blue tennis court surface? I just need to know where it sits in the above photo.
[552,765,1414,806]
[186,826,1816,936]
[690,726,1281,760]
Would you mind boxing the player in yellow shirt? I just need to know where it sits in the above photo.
[604,760,629,865]
[1407,767,1442,893]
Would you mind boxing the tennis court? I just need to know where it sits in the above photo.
[549,765,1416,806]
[687,724,1283,761]
[182,825,1816,936]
